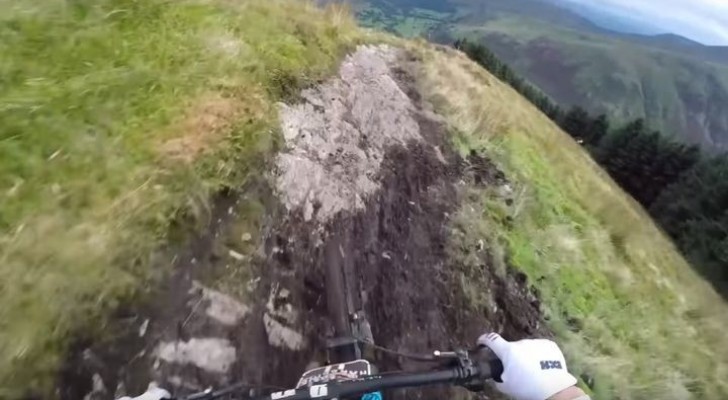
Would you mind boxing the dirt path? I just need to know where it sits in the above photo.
[59,45,544,400]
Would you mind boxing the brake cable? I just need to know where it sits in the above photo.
[366,342,441,362]
[366,342,486,364]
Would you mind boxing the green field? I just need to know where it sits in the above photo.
[0,0,361,395]
[357,4,447,38]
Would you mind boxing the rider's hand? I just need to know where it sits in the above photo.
[117,386,171,400]
[478,333,580,400]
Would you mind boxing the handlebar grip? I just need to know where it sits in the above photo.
[486,358,504,382]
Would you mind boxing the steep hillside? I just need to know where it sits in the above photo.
[413,44,728,399]
[344,0,728,150]
[3,1,728,400]
[453,16,728,150]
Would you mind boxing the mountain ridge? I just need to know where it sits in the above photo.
[541,0,668,36]
[345,0,728,150]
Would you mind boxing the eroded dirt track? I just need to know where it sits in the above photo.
[60,45,544,400]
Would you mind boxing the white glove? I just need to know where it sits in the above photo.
[478,333,577,400]
[117,386,171,400]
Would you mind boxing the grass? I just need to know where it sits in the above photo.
[0,0,362,396]
[414,43,728,399]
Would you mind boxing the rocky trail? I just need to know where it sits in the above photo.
[60,45,544,400]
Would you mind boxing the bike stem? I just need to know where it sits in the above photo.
[326,310,372,363]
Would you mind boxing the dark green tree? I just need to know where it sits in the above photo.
[650,157,728,296]
[559,106,590,139]
[596,119,699,206]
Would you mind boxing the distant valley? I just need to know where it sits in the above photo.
[342,0,728,150]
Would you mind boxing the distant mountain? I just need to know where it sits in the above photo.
[624,34,728,65]
[447,15,728,149]
[543,0,666,36]
[341,0,728,150]
[542,0,728,64]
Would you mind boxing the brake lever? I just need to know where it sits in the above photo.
[460,346,504,392]
[473,345,504,382]
[430,347,503,391]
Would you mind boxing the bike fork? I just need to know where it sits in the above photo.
[324,229,373,364]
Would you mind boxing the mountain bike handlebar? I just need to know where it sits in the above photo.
[176,356,503,400]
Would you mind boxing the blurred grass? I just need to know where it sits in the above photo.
[0,0,361,396]
[416,43,728,399]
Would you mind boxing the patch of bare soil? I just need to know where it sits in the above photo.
[158,92,267,163]
[58,46,545,400]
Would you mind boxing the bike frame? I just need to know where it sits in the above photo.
[261,361,498,400]
[177,355,501,400]
[323,231,370,364]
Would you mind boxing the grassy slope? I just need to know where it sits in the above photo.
[0,0,361,395]
[414,43,728,399]
[453,15,728,146]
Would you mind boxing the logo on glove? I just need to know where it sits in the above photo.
[539,360,563,370]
